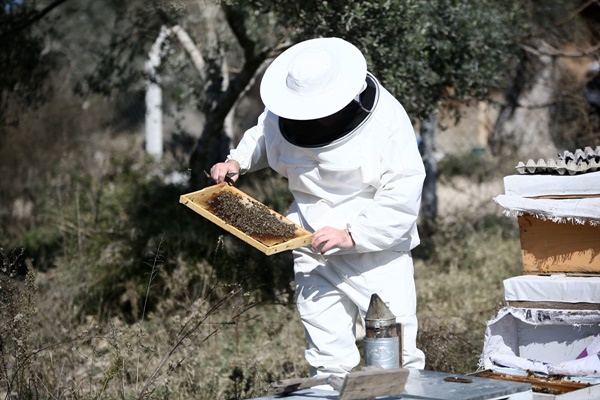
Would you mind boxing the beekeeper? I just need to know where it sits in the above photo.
[210,37,426,377]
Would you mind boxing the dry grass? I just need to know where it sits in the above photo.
[0,115,526,398]
[1,209,523,399]
[415,229,522,373]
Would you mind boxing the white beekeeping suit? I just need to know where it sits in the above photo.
[210,37,426,381]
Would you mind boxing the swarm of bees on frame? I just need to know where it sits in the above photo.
[208,191,297,238]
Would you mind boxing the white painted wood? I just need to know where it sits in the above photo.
[533,383,600,400]
[555,383,600,400]
[171,25,206,80]
[489,390,533,400]
[145,25,171,159]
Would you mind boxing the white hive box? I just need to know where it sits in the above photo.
[503,275,600,310]
[479,306,600,399]
[478,274,600,399]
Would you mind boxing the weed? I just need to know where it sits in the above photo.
[0,248,37,399]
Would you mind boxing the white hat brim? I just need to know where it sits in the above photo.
[260,37,367,120]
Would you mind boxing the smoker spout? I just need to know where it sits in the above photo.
[365,293,397,336]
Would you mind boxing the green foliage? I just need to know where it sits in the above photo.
[0,0,53,125]
[245,0,528,119]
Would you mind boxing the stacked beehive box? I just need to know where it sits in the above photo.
[478,147,600,399]
[499,174,600,275]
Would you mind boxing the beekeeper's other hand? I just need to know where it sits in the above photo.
[311,226,355,254]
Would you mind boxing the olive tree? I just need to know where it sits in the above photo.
[155,0,526,226]
[127,0,525,236]
[246,0,525,119]
[491,0,600,153]
[0,0,68,128]
[1,0,527,230]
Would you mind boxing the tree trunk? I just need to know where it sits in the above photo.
[420,113,438,237]
[144,25,170,159]
[489,48,541,156]
[187,4,275,190]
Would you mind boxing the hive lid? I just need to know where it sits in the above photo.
[180,183,313,255]
[493,194,600,225]
[504,275,600,305]
[503,171,600,198]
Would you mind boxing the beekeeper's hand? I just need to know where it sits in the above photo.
[311,226,355,254]
[210,160,240,185]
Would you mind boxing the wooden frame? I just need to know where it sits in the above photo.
[179,184,312,255]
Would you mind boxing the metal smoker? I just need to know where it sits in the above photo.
[364,293,402,369]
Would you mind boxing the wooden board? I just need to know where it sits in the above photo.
[518,215,600,274]
[475,370,591,395]
[339,368,409,400]
[179,184,312,255]
[270,367,409,399]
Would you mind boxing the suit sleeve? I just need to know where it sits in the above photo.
[226,110,270,173]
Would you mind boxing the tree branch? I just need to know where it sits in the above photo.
[521,41,600,59]
[171,25,207,82]
[1,0,71,39]
[221,3,257,61]
[555,0,600,27]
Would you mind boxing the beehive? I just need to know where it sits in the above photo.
[496,163,600,274]
[180,183,312,255]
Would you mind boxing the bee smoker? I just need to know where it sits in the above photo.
[363,293,402,369]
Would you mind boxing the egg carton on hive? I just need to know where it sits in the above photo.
[515,146,600,175]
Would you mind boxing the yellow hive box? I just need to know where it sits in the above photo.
[180,183,313,256]
[518,214,600,274]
